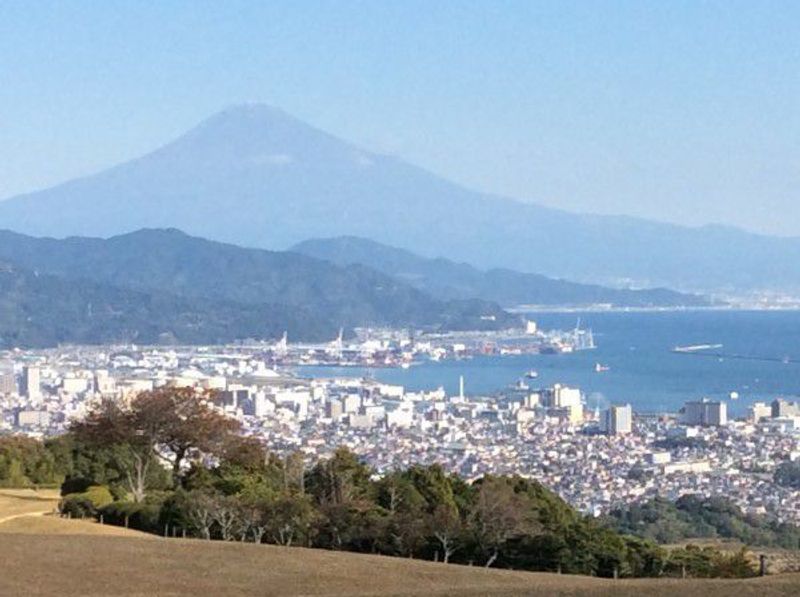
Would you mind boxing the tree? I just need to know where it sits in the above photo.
[184,490,216,540]
[71,399,157,502]
[70,388,238,500]
[376,471,427,556]
[0,436,67,487]
[131,387,239,486]
[306,447,374,507]
[428,504,462,563]
[775,461,800,489]
[266,492,316,546]
[469,476,539,567]
[209,493,242,541]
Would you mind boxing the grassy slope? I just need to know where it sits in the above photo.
[0,489,149,537]
[0,533,797,596]
[0,488,60,522]
[1,490,799,596]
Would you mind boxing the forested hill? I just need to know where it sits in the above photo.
[292,236,712,308]
[0,261,337,347]
[603,495,800,549]
[0,229,518,347]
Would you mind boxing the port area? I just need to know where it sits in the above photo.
[234,322,597,370]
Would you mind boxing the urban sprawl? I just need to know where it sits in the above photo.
[3,324,800,525]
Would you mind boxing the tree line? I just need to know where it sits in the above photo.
[1,387,758,578]
[603,495,800,549]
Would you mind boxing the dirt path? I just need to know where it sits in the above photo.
[0,510,50,525]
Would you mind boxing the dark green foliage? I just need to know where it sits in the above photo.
[664,545,757,578]
[59,485,113,518]
[8,428,762,579]
[57,440,758,578]
[59,495,97,519]
[604,495,800,549]
[99,499,164,534]
[0,229,519,348]
[0,435,67,487]
[775,460,800,489]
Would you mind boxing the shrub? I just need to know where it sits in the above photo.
[59,495,95,519]
[99,501,163,533]
[59,485,114,518]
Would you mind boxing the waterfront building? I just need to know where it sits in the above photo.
[603,404,632,435]
[772,398,800,418]
[681,398,727,427]
[748,402,772,423]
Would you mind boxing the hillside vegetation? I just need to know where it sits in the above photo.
[0,228,518,347]
[0,388,762,581]
[603,495,800,549]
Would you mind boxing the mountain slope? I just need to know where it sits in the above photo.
[292,236,711,308]
[0,228,518,347]
[0,261,338,347]
[1,104,799,291]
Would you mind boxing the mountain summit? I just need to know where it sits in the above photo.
[2,104,800,292]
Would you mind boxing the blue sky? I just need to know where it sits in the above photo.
[1,1,798,235]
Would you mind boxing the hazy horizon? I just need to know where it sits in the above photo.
[1,2,798,236]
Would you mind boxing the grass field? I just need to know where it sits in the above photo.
[1,490,800,596]
[0,488,60,522]
[0,488,149,538]
[0,534,799,596]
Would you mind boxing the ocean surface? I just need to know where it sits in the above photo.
[298,310,800,416]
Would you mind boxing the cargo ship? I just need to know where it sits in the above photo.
[672,344,723,353]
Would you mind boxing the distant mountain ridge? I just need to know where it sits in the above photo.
[1,104,799,291]
[291,236,711,308]
[0,260,332,347]
[0,228,518,348]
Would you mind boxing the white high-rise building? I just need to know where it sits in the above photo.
[549,384,583,423]
[603,404,632,435]
[21,366,40,399]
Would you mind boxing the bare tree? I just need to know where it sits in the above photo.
[428,505,462,564]
[185,491,216,540]
[210,494,242,541]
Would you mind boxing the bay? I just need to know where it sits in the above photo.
[298,310,800,416]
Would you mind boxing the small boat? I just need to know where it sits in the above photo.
[595,363,610,373]
[525,370,539,379]
[729,391,739,400]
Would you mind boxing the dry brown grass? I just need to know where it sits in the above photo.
[0,488,60,522]
[0,488,153,538]
[0,533,799,597]
[1,489,799,596]
[0,514,157,537]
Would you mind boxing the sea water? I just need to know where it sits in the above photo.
[298,310,800,416]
